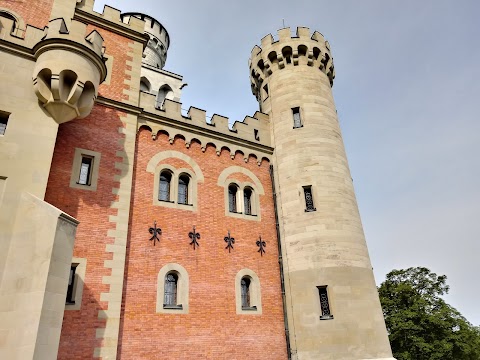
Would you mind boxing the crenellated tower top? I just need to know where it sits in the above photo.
[121,12,170,69]
[249,27,335,103]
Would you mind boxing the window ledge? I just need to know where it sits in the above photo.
[159,199,175,203]
[245,213,257,217]
[320,315,334,320]
[178,203,193,207]
[305,208,317,212]
[163,304,183,310]
[241,306,257,311]
[293,125,304,129]
[229,211,243,214]
[65,301,75,305]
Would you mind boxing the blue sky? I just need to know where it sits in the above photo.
[93,0,480,325]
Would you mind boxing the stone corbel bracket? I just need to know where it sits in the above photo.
[32,18,107,124]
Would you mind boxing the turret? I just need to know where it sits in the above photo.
[121,12,169,69]
[250,27,394,360]
[32,18,107,123]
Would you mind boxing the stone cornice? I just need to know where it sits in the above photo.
[0,38,35,61]
[73,9,149,47]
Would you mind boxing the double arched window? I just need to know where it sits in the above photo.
[228,183,256,216]
[158,170,192,206]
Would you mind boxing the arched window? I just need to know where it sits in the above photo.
[140,77,151,92]
[235,269,261,314]
[244,188,253,215]
[156,85,173,108]
[228,184,238,213]
[164,273,178,307]
[159,171,172,201]
[241,277,251,308]
[178,175,189,205]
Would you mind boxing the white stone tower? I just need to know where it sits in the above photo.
[250,27,394,360]
[121,12,183,105]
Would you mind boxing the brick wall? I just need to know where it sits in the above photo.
[0,0,54,29]
[116,129,287,359]
[44,104,126,359]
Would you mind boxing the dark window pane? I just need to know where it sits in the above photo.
[229,185,237,213]
[178,176,189,204]
[164,273,178,306]
[159,172,171,201]
[304,186,316,211]
[241,278,250,308]
[66,265,77,304]
[244,188,252,215]
[318,286,333,319]
[293,107,302,128]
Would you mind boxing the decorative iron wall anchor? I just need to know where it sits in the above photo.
[189,226,200,250]
[224,231,235,253]
[149,221,162,246]
[256,236,266,256]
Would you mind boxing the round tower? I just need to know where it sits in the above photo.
[121,12,170,69]
[250,27,394,360]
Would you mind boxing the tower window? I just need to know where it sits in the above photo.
[317,286,334,320]
[178,175,189,205]
[159,171,172,202]
[244,188,253,215]
[228,184,238,213]
[292,107,302,128]
[78,156,93,185]
[164,272,182,309]
[303,186,316,212]
[0,111,10,135]
[66,265,78,304]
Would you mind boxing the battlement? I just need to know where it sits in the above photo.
[76,1,145,34]
[249,26,335,99]
[138,92,272,164]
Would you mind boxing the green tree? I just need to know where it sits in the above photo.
[378,267,480,360]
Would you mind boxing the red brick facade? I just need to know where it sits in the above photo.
[114,129,286,359]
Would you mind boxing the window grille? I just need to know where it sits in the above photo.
[78,156,93,185]
[241,277,251,308]
[159,172,171,201]
[318,286,333,320]
[178,175,189,204]
[244,188,252,215]
[228,185,237,212]
[303,186,316,212]
[292,107,302,128]
[66,265,77,304]
[164,273,178,306]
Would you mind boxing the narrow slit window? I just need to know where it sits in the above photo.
[66,265,77,304]
[159,172,172,201]
[0,111,10,135]
[303,186,316,212]
[292,107,302,128]
[244,188,253,215]
[178,175,189,205]
[228,184,238,213]
[254,129,260,141]
[78,156,93,185]
[318,286,333,320]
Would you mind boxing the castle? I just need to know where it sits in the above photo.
[0,0,395,359]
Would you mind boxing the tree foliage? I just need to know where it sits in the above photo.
[378,267,480,360]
